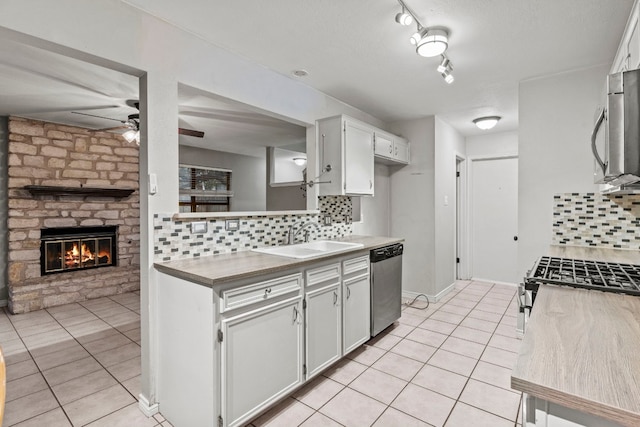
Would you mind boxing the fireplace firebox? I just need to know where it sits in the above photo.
[41,226,118,275]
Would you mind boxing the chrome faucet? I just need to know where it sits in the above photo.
[287,221,321,244]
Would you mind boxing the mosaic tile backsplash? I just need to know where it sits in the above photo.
[154,196,353,262]
[552,193,640,249]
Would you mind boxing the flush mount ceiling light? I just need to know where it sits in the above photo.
[395,6,413,26]
[473,116,501,130]
[292,157,307,166]
[416,29,448,57]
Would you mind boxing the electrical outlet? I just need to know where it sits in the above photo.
[323,215,332,226]
[191,221,208,234]
[225,219,240,231]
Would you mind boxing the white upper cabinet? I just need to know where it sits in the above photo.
[374,131,410,165]
[612,1,640,73]
[317,115,375,196]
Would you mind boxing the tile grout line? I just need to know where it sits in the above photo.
[4,295,144,426]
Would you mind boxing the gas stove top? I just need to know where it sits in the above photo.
[525,256,640,296]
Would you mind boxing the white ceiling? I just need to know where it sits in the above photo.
[0,0,634,143]
[124,0,634,136]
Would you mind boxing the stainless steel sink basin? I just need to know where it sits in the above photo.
[252,240,364,259]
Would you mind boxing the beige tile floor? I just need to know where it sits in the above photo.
[0,280,522,427]
[248,280,523,427]
[0,291,171,427]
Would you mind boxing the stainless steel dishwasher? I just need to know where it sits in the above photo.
[370,243,403,337]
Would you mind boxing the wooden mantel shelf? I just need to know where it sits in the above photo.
[24,185,135,198]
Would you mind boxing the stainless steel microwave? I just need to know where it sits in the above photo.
[591,68,640,188]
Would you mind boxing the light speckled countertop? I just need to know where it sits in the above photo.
[512,285,640,427]
[548,244,640,264]
[154,235,403,287]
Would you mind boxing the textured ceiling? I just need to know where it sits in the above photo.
[124,0,634,135]
[0,0,634,143]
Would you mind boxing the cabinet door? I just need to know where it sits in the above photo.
[394,138,410,164]
[343,273,371,354]
[306,284,341,378]
[344,120,374,195]
[627,18,639,70]
[374,132,394,159]
[221,297,303,427]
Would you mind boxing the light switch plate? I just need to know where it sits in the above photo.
[225,219,240,231]
[191,221,207,234]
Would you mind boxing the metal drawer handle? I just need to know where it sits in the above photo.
[292,306,302,324]
[346,286,351,299]
[264,288,272,297]
[333,290,338,306]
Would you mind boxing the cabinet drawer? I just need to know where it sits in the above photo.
[342,255,369,276]
[306,263,341,287]
[221,273,302,313]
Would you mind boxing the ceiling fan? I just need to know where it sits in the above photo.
[71,100,205,144]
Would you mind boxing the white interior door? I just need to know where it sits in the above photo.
[470,157,518,284]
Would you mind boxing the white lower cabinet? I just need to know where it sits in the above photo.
[157,251,373,427]
[305,262,342,378]
[305,283,341,377]
[220,296,304,427]
[342,255,371,354]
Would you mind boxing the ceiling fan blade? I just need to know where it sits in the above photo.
[179,128,205,138]
[95,125,129,132]
[71,111,124,123]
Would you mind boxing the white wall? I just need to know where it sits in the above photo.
[518,65,607,277]
[434,117,466,293]
[179,145,266,211]
[352,163,390,236]
[389,117,436,296]
[466,131,518,158]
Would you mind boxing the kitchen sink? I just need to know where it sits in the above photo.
[252,240,364,259]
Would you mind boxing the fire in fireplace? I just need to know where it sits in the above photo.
[41,226,118,275]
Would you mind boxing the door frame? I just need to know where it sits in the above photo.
[466,154,519,282]
[454,153,469,280]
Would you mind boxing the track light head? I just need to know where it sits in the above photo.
[437,56,452,73]
[410,27,427,46]
[440,69,454,84]
[395,7,413,26]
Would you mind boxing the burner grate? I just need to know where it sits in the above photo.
[527,256,640,296]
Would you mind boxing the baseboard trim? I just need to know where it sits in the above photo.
[470,278,519,287]
[138,394,159,417]
[403,282,456,303]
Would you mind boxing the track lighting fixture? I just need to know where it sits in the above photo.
[394,1,456,82]
[395,6,413,26]
[473,116,501,130]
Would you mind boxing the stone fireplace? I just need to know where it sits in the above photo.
[7,117,140,313]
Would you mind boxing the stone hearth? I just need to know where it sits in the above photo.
[7,117,140,313]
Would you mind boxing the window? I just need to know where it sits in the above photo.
[179,165,233,213]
